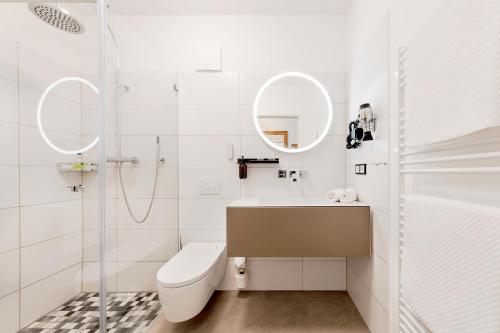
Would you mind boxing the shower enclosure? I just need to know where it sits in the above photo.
[0,1,178,332]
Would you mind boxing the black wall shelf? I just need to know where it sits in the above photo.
[237,158,279,164]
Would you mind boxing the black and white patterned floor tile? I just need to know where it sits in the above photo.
[19,292,161,333]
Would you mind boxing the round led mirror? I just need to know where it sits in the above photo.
[253,72,333,153]
[37,76,99,155]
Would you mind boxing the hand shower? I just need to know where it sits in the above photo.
[118,136,163,224]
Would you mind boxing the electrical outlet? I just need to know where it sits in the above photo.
[199,178,220,195]
[355,164,367,175]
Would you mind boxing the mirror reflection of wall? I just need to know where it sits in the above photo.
[258,116,299,148]
[255,74,331,152]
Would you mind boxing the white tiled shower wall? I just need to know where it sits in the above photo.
[0,33,84,331]
[81,73,180,293]
[177,72,349,290]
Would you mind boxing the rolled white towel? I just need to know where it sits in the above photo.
[327,188,345,203]
[339,188,358,203]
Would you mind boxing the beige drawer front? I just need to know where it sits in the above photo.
[227,206,371,257]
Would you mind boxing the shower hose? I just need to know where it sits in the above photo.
[118,136,161,223]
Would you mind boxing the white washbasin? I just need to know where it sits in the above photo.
[227,196,368,208]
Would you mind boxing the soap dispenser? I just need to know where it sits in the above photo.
[239,160,247,179]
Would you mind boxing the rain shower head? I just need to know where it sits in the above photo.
[28,1,85,34]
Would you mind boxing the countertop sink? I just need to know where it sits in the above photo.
[228,196,369,207]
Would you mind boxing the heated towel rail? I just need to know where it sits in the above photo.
[396,44,500,333]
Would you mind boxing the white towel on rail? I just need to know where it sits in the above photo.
[406,0,500,147]
[401,195,500,333]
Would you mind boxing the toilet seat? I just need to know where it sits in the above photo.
[157,242,226,288]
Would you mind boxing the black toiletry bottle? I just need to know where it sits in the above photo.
[239,162,247,179]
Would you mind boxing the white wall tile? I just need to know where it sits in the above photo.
[179,198,233,230]
[82,261,117,293]
[18,84,81,133]
[120,73,178,106]
[118,166,178,199]
[0,34,18,82]
[121,105,178,136]
[330,103,347,136]
[0,122,18,165]
[81,104,116,136]
[0,166,18,209]
[348,255,389,312]
[117,198,178,230]
[346,15,390,331]
[0,78,19,123]
[117,261,163,292]
[372,209,389,262]
[179,136,240,165]
[0,250,19,297]
[311,72,347,104]
[240,166,302,197]
[121,135,178,167]
[245,259,302,290]
[117,229,178,262]
[301,136,346,167]
[20,200,81,247]
[82,198,117,230]
[301,166,346,197]
[20,264,81,328]
[0,292,19,333]
[20,125,81,166]
[179,105,239,136]
[179,73,238,106]
[179,229,225,244]
[347,266,389,333]
[21,232,82,287]
[239,105,258,136]
[18,44,80,102]
[347,164,388,211]
[83,230,117,262]
[239,73,274,106]
[303,259,346,290]
[82,167,117,199]
[0,208,19,253]
[179,164,239,198]
[20,166,81,206]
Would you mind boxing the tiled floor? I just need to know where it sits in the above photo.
[19,292,161,333]
[150,291,369,333]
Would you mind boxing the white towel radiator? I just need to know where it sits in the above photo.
[396,45,500,333]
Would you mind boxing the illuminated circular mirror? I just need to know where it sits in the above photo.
[253,72,333,153]
[37,76,99,155]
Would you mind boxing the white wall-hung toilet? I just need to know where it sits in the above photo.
[156,242,227,322]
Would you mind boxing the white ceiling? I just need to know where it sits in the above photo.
[109,0,352,15]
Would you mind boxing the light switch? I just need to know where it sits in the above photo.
[199,178,220,195]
